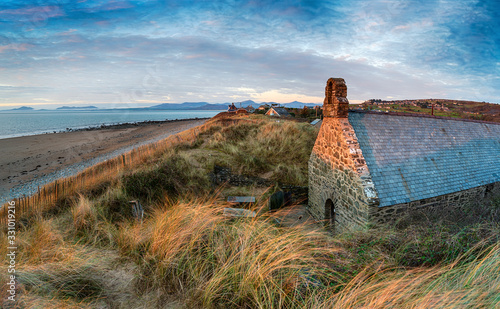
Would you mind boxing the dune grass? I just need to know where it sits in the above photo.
[117,198,344,308]
[114,197,500,308]
[205,117,317,184]
[318,244,500,308]
[2,196,499,308]
[0,114,317,225]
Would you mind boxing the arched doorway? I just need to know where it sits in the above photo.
[325,199,336,228]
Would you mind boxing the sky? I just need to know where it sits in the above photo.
[0,0,498,109]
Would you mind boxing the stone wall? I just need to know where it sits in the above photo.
[308,78,379,232]
[372,181,500,223]
[308,117,378,232]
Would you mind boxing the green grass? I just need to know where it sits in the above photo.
[205,117,317,184]
[123,151,210,203]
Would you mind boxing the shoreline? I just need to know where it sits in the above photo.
[0,117,211,140]
[0,118,208,203]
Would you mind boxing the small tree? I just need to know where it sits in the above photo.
[299,106,309,117]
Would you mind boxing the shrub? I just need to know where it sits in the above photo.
[97,186,134,223]
[123,154,209,203]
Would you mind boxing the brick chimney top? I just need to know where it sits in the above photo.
[323,77,349,118]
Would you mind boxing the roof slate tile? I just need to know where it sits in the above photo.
[348,112,500,207]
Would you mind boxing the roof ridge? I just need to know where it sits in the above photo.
[349,109,500,126]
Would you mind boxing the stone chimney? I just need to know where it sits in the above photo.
[323,77,349,118]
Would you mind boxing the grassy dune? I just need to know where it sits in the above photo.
[1,114,499,308]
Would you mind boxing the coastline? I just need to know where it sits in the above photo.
[0,116,211,140]
[0,118,208,203]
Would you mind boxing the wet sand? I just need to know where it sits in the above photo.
[0,119,207,200]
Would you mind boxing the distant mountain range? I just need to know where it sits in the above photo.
[57,106,98,110]
[5,105,98,111]
[9,106,34,111]
[148,100,321,110]
[2,101,321,112]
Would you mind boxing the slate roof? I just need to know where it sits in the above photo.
[267,107,291,117]
[310,119,322,126]
[348,111,500,207]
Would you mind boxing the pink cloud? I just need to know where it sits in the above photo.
[0,6,64,21]
[95,20,110,27]
[185,54,204,59]
[58,29,78,36]
[0,43,32,53]
[84,1,134,13]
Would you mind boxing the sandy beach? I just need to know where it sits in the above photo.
[0,118,207,200]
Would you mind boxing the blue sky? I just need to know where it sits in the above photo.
[0,0,498,108]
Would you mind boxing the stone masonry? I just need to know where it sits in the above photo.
[308,78,378,232]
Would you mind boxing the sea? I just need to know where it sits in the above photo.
[0,109,223,139]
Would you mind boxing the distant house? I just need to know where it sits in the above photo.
[228,103,237,113]
[266,107,291,117]
[245,105,255,113]
[236,108,248,114]
[310,119,322,127]
[258,104,270,111]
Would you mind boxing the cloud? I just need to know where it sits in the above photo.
[248,89,323,103]
[0,5,63,17]
[2,32,476,104]
[0,43,32,53]
[0,5,64,22]
[0,0,498,108]
[81,1,135,13]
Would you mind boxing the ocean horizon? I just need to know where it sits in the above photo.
[0,109,223,140]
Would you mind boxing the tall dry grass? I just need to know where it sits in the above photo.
[206,118,318,184]
[0,214,110,307]
[115,197,500,308]
[313,244,500,308]
[118,198,344,308]
[69,194,117,246]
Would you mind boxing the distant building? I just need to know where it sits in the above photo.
[245,105,255,113]
[228,103,237,112]
[258,104,270,111]
[266,107,291,117]
[236,108,248,114]
[309,78,500,233]
[310,119,322,127]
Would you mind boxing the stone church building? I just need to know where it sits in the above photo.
[308,78,500,231]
